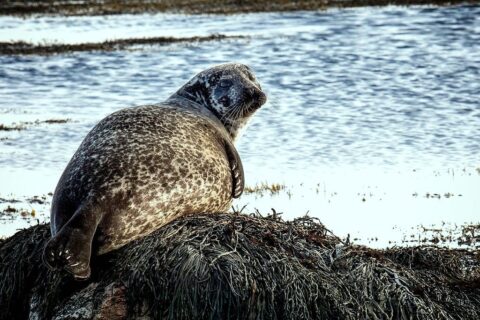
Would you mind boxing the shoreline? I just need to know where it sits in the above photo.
[0,0,477,17]
[1,188,479,249]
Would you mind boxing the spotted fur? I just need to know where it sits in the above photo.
[43,63,266,279]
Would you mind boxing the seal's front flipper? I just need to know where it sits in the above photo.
[43,204,102,280]
[224,139,244,198]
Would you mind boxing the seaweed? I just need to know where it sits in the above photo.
[0,35,245,55]
[0,213,479,319]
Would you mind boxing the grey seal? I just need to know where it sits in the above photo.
[43,63,266,279]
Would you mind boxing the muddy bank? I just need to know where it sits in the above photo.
[0,212,479,319]
[0,0,477,16]
[0,34,244,55]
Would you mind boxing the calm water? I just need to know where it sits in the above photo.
[0,5,479,246]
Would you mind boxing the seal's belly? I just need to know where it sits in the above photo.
[97,161,232,253]
[93,126,232,253]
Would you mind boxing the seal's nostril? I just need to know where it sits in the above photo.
[251,88,266,102]
[258,91,267,104]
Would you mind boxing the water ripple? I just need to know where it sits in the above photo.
[0,5,479,174]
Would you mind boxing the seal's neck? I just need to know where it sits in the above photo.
[174,89,223,121]
[166,93,212,116]
[167,92,244,142]
[225,117,250,141]
[166,93,238,139]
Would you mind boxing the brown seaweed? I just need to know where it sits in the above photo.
[0,212,479,319]
[0,35,245,55]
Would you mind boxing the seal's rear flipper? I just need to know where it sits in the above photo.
[43,204,102,280]
[224,139,244,198]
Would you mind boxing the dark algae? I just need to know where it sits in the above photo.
[0,119,71,130]
[0,124,26,131]
[0,35,245,55]
[0,213,479,319]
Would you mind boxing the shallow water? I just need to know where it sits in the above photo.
[1,5,479,247]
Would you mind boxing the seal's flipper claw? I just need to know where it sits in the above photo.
[43,235,67,270]
[43,204,99,280]
[224,139,245,198]
[66,262,91,281]
[73,269,91,281]
[43,231,93,280]
[42,244,58,271]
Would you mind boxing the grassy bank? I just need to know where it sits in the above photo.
[0,0,477,16]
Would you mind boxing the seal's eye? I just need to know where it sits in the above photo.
[219,79,233,88]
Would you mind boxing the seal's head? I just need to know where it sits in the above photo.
[175,63,267,140]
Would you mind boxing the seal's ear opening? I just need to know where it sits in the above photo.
[236,63,257,79]
[178,77,209,103]
[207,71,222,86]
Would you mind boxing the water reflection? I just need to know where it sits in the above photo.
[1,5,479,246]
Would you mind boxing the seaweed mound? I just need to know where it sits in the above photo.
[0,213,479,319]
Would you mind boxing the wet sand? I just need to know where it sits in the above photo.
[1,188,478,248]
[0,0,476,16]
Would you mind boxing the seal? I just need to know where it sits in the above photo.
[43,63,266,279]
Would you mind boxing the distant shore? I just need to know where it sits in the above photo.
[0,0,477,16]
